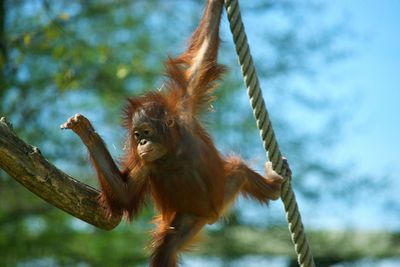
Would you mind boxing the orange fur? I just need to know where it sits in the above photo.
[65,1,283,266]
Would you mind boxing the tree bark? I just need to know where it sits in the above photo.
[0,117,122,230]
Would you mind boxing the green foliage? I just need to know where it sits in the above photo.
[197,226,400,265]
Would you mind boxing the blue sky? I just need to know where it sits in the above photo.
[330,0,400,177]
[218,1,400,231]
[307,0,400,229]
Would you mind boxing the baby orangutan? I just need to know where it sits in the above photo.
[61,0,289,266]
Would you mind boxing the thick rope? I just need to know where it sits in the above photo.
[223,0,315,266]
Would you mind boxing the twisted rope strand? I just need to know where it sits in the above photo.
[223,0,315,266]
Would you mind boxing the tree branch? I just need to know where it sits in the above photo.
[0,117,121,230]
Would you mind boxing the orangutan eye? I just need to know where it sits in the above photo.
[166,119,174,127]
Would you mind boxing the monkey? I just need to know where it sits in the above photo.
[61,0,289,266]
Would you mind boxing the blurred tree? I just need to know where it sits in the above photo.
[1,0,355,266]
